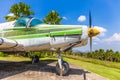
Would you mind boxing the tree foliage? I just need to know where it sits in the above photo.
[4,2,34,21]
[43,10,62,24]
[64,49,120,62]
[4,16,17,22]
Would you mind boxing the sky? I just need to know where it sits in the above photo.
[0,0,120,52]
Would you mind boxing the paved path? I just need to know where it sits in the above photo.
[0,60,108,80]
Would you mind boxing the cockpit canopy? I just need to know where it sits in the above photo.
[14,17,43,27]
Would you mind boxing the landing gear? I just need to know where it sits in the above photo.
[56,61,69,76]
[55,48,69,76]
[32,55,39,64]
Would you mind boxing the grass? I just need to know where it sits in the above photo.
[63,57,120,80]
[0,55,30,61]
[63,55,120,70]
[0,55,57,62]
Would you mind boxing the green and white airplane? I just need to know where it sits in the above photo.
[0,13,100,76]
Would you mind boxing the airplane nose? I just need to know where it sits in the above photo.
[88,28,100,37]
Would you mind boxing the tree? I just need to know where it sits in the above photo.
[4,2,34,21]
[4,16,17,22]
[43,10,62,24]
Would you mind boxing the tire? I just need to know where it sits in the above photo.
[56,61,69,76]
[32,55,39,64]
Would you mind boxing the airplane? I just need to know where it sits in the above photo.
[0,12,100,76]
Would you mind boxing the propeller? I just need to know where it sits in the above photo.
[89,12,92,28]
[88,12,100,52]
[89,12,92,52]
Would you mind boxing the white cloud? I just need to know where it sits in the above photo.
[62,16,67,20]
[104,33,120,43]
[93,42,98,45]
[93,37,101,41]
[78,15,86,22]
[94,26,107,37]
[6,13,15,16]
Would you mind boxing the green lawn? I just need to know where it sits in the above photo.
[63,55,120,69]
[64,57,120,80]
[0,55,30,61]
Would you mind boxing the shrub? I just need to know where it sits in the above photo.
[0,52,8,57]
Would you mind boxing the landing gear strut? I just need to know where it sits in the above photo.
[32,55,39,64]
[55,48,69,76]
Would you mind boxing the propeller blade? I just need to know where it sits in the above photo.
[90,37,92,52]
[89,11,92,28]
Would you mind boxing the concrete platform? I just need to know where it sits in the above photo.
[0,60,108,80]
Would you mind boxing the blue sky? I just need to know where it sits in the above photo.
[0,0,120,51]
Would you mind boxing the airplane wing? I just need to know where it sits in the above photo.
[0,38,24,52]
[0,37,51,52]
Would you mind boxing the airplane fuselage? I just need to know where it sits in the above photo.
[0,25,88,52]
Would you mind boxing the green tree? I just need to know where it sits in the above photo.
[4,16,17,22]
[4,2,34,21]
[43,10,62,24]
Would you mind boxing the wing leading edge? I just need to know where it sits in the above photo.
[0,38,24,52]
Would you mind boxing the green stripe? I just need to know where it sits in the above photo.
[4,27,82,37]
[8,29,82,39]
[8,33,49,39]
[51,29,82,36]
[2,25,83,39]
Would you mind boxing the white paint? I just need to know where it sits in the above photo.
[0,21,16,30]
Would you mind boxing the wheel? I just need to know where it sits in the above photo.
[32,55,39,64]
[56,61,69,76]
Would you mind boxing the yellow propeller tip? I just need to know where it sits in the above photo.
[88,28,100,37]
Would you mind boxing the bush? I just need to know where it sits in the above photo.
[0,52,8,57]
[64,49,120,62]
[22,51,56,58]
